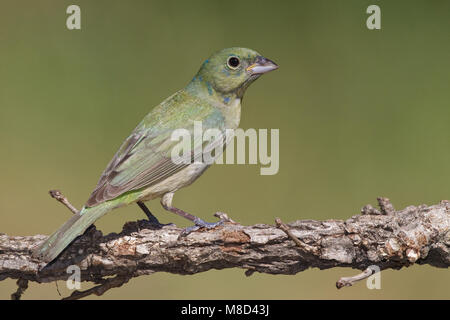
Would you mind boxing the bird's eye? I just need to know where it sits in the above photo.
[227,56,240,69]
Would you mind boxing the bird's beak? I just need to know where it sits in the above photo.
[246,56,279,75]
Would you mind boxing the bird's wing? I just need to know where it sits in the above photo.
[85,91,226,207]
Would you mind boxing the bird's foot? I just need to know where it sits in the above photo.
[178,217,224,239]
[139,219,175,231]
[178,212,236,238]
[137,201,173,229]
[152,221,175,228]
[143,210,174,229]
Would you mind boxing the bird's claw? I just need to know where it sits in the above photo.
[214,211,236,223]
[178,217,225,239]
[155,222,176,228]
[140,219,175,230]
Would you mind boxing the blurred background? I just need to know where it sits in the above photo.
[1,0,449,299]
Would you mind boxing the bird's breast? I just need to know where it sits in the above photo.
[139,162,210,201]
[221,98,241,129]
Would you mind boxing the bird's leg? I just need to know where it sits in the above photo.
[137,201,170,227]
[160,193,225,237]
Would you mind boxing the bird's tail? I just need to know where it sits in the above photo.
[33,202,114,263]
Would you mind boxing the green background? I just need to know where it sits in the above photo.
[1,0,449,299]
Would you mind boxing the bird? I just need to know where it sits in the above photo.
[33,47,278,263]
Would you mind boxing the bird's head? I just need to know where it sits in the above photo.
[189,47,278,100]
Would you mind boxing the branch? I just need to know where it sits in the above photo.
[336,266,377,289]
[0,198,449,299]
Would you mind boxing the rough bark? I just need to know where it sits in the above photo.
[0,198,449,297]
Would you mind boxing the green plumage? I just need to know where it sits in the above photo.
[33,47,278,263]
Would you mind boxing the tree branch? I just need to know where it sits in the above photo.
[0,198,449,299]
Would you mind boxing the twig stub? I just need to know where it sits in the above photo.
[336,267,376,289]
[49,189,79,215]
[275,218,320,255]
[62,275,132,300]
[377,197,396,215]
[11,278,29,300]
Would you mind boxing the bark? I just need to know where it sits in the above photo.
[0,198,449,298]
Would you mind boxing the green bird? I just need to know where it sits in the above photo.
[33,47,278,263]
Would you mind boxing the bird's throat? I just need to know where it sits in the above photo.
[185,78,241,129]
[187,75,242,106]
